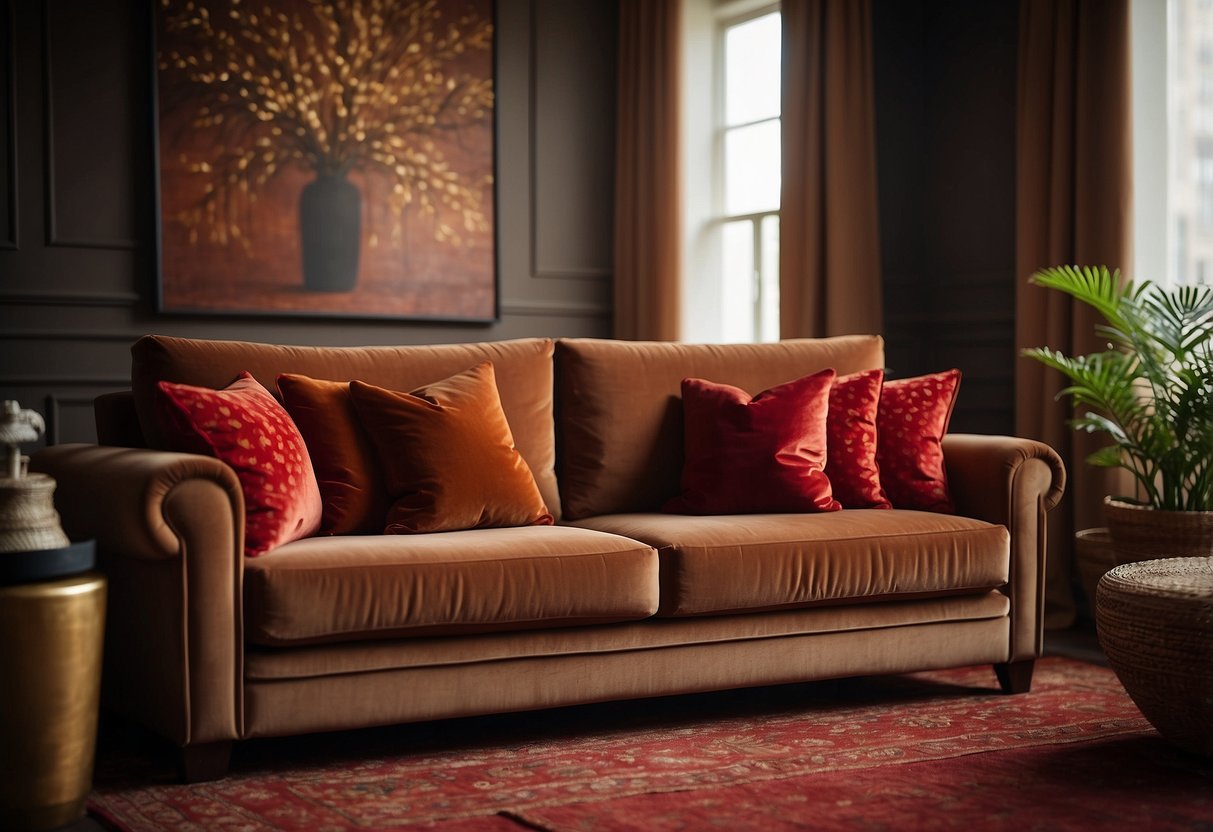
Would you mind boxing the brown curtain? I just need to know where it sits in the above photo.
[1016,0,1133,627]
[614,0,682,341]
[779,0,882,339]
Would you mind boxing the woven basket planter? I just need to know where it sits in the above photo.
[1075,528,1117,611]
[1096,557,1213,757]
[1103,497,1213,565]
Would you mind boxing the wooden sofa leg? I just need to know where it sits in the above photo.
[994,660,1035,694]
[179,741,233,783]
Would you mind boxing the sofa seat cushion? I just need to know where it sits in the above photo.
[244,526,659,646]
[568,511,1009,617]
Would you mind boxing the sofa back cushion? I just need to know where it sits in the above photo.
[131,335,562,519]
[555,336,885,519]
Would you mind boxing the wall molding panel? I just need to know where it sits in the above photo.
[527,0,614,282]
[0,0,17,251]
[40,0,138,251]
[43,393,104,445]
[0,290,141,307]
[500,298,610,318]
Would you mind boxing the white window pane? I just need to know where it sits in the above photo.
[725,12,782,126]
[725,120,781,216]
[759,215,780,342]
[722,220,756,343]
[1168,0,1213,285]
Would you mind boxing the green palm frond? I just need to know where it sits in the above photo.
[1023,266,1213,511]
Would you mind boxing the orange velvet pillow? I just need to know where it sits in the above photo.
[826,368,892,509]
[277,374,390,535]
[348,362,554,534]
[875,369,962,513]
[664,369,841,515]
[154,372,322,557]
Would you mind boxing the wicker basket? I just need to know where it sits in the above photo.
[1095,557,1213,757]
[1103,497,1213,564]
[1075,528,1117,612]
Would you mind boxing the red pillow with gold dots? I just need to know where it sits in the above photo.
[875,369,961,513]
[825,369,891,509]
[155,372,322,557]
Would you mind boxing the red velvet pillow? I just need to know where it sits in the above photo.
[154,372,322,557]
[875,369,961,513]
[664,369,841,515]
[277,374,390,535]
[826,369,891,509]
[349,362,554,534]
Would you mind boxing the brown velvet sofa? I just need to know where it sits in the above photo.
[32,333,1066,781]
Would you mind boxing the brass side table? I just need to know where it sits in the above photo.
[0,541,105,830]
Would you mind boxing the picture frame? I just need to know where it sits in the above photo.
[152,0,497,322]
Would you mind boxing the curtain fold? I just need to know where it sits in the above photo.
[779,0,882,339]
[614,0,682,341]
[1016,0,1133,627]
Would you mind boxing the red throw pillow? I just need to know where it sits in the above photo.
[826,369,891,509]
[664,369,841,515]
[154,372,322,557]
[875,369,961,513]
[349,362,554,534]
[277,374,391,535]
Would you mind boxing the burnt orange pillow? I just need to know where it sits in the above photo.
[876,369,961,513]
[277,374,390,535]
[826,369,892,509]
[154,372,322,557]
[349,362,553,534]
[664,369,841,515]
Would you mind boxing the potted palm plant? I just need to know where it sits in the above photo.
[1023,265,1213,563]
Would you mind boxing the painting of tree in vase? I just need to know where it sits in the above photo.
[154,0,496,320]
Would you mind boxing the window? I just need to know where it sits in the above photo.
[682,2,781,343]
[1133,0,1213,286]
[720,11,782,342]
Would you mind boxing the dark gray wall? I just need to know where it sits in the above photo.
[3,0,1021,445]
[874,0,1019,435]
[0,0,618,445]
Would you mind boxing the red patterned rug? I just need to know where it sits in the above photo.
[87,658,1213,831]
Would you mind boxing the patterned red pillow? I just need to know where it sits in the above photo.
[826,369,891,509]
[155,372,322,556]
[875,369,961,513]
[664,369,841,515]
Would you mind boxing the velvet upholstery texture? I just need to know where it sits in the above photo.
[665,370,840,515]
[876,370,962,513]
[130,335,563,519]
[277,374,389,535]
[243,526,659,646]
[154,372,321,557]
[556,335,885,519]
[350,363,553,534]
[572,511,1009,617]
[826,368,890,509]
[243,592,1010,680]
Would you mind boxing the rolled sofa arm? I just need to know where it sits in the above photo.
[942,434,1067,661]
[29,444,245,748]
[31,444,244,559]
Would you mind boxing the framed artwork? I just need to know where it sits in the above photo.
[152,0,497,321]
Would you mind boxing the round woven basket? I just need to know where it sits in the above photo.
[1096,557,1213,757]
[1103,497,1213,564]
